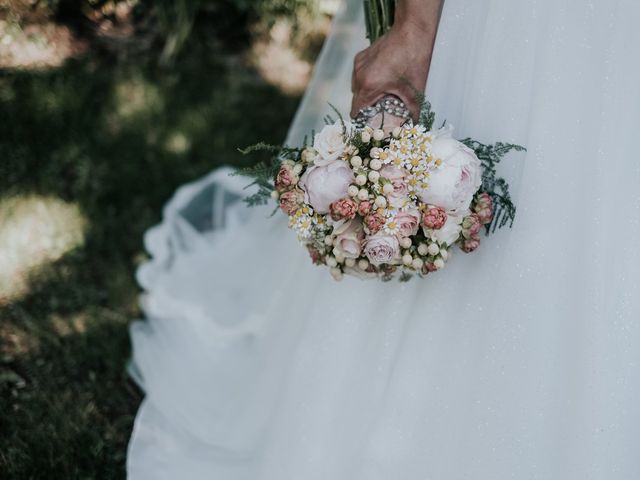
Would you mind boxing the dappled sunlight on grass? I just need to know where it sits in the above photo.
[0,195,87,304]
[164,130,192,154]
[0,19,88,70]
[250,15,330,95]
[112,73,165,121]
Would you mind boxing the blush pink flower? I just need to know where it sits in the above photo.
[363,233,401,265]
[473,192,494,225]
[422,206,447,230]
[364,212,385,234]
[275,164,296,191]
[422,262,438,273]
[329,198,357,221]
[460,238,480,253]
[333,219,365,259]
[357,200,372,216]
[462,213,482,241]
[299,160,354,214]
[395,209,421,237]
[279,189,303,215]
[380,166,410,208]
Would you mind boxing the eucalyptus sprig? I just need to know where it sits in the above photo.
[461,139,526,233]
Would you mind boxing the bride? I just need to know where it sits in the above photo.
[127,0,640,478]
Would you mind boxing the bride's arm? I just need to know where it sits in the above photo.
[350,0,444,119]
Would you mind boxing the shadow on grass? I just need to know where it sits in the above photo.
[0,37,301,477]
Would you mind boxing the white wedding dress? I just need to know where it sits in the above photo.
[127,1,640,478]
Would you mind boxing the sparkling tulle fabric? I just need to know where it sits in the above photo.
[127,1,640,478]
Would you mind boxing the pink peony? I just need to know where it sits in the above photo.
[275,164,296,191]
[364,212,385,234]
[299,160,354,214]
[422,206,447,230]
[417,127,482,214]
[333,219,365,259]
[329,198,357,221]
[462,213,482,241]
[357,200,372,216]
[395,209,421,237]
[363,233,401,265]
[279,189,303,215]
[460,238,480,253]
[473,192,493,225]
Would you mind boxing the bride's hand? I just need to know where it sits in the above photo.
[350,1,442,121]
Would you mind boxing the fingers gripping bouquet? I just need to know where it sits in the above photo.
[237,100,523,282]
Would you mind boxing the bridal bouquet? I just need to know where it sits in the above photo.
[235,0,523,281]
[237,100,523,281]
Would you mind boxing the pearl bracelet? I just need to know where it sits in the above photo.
[353,94,411,129]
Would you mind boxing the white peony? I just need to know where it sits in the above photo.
[313,122,351,165]
[423,210,467,246]
[299,160,354,214]
[418,127,482,214]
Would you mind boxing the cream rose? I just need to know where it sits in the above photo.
[333,219,364,259]
[418,128,482,214]
[395,208,421,237]
[299,160,354,214]
[364,233,401,265]
[313,122,351,165]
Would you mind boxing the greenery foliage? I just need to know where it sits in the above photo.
[461,139,525,233]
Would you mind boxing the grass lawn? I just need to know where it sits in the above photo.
[0,5,320,476]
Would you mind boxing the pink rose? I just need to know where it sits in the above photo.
[364,212,385,234]
[364,233,401,265]
[460,238,480,253]
[275,164,296,191]
[395,209,421,237]
[473,192,493,225]
[329,198,357,221]
[380,166,409,208]
[462,213,482,241]
[333,219,364,259]
[422,206,447,230]
[299,160,354,214]
[279,189,303,215]
[357,200,372,216]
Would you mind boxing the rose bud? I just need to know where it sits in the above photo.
[460,238,480,253]
[461,213,482,240]
[357,200,372,216]
[422,206,447,230]
[279,189,304,215]
[474,192,494,225]
[329,198,357,221]
[275,164,296,191]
